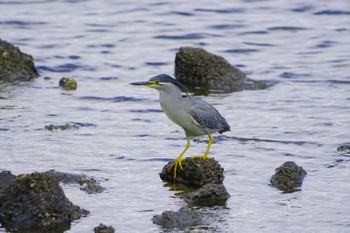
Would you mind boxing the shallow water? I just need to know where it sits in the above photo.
[1,0,350,232]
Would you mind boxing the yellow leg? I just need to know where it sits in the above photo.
[167,137,191,178]
[191,135,214,159]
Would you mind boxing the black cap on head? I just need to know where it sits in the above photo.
[150,74,189,92]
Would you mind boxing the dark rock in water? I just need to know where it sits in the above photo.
[45,123,80,131]
[0,38,38,82]
[45,122,96,131]
[160,157,224,187]
[337,144,350,154]
[270,161,307,193]
[181,183,230,206]
[94,223,115,233]
[175,47,268,94]
[0,170,104,195]
[0,172,89,231]
[152,208,205,230]
[156,159,229,229]
[0,171,16,192]
[44,169,104,194]
[59,77,77,90]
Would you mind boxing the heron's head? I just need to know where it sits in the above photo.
[130,74,189,93]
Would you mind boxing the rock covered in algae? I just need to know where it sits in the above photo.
[45,123,80,131]
[155,158,229,229]
[0,172,89,231]
[152,208,205,230]
[94,223,115,233]
[0,171,16,191]
[59,77,77,90]
[181,183,230,206]
[270,161,307,193]
[0,38,38,82]
[45,122,96,132]
[175,47,266,94]
[160,157,224,187]
[337,144,350,154]
[44,169,104,194]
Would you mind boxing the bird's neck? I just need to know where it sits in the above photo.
[158,86,184,115]
[159,85,183,101]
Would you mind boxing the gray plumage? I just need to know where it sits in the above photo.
[189,99,230,134]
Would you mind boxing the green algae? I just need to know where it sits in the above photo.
[175,47,274,94]
[0,172,89,232]
[59,77,77,90]
[0,39,38,82]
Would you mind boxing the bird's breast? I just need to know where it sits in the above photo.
[159,95,207,136]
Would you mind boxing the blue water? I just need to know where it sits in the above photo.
[1,0,350,232]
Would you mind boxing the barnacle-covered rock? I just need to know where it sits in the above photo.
[175,47,270,94]
[0,172,89,231]
[152,208,205,230]
[94,223,116,233]
[270,161,307,193]
[337,144,350,154]
[181,183,230,206]
[0,38,38,82]
[160,157,224,187]
[59,77,77,90]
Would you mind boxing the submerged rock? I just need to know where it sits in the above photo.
[160,157,224,187]
[44,169,104,194]
[152,208,205,230]
[337,144,350,154]
[181,183,230,206]
[270,161,307,193]
[94,223,115,233]
[59,77,77,90]
[45,122,96,131]
[0,38,38,82]
[45,123,80,131]
[175,47,268,94]
[0,172,89,231]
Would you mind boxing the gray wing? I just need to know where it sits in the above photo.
[189,99,230,133]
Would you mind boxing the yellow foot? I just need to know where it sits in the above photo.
[167,158,185,178]
[190,155,210,160]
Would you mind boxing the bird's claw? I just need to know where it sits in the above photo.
[167,158,184,178]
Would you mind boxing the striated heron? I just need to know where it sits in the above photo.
[130,74,230,178]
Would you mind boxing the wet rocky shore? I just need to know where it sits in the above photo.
[1,39,311,232]
[0,171,99,232]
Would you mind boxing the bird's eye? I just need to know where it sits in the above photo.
[153,80,160,85]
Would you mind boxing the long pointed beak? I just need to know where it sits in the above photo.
[130,81,151,86]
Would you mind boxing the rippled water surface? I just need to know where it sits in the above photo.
[1,0,350,232]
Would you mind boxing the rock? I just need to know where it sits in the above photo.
[337,144,350,154]
[59,77,77,90]
[45,123,80,131]
[270,161,307,193]
[0,171,16,192]
[160,157,224,187]
[152,208,205,230]
[0,172,89,231]
[43,170,104,194]
[175,47,268,94]
[156,158,230,229]
[181,183,230,206]
[0,38,38,82]
[94,223,115,233]
[45,122,96,131]
[0,170,104,195]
